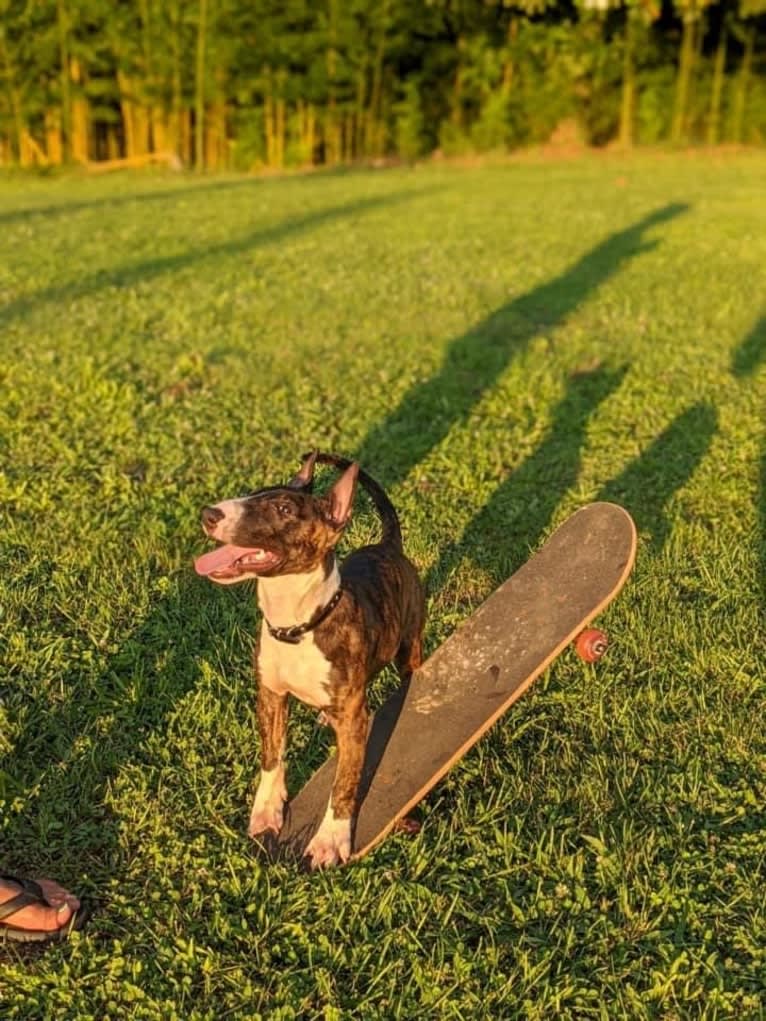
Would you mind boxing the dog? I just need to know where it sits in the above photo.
[194,451,425,868]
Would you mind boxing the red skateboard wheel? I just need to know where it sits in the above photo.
[392,816,422,837]
[575,628,608,663]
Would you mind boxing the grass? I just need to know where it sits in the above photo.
[1,151,765,1019]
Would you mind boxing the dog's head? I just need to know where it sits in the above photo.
[194,451,359,584]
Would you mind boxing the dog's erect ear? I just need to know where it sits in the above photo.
[288,450,318,490]
[327,462,359,528]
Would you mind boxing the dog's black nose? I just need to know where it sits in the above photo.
[202,506,225,530]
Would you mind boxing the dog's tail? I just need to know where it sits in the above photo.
[312,451,403,550]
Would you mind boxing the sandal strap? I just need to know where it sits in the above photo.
[0,875,46,922]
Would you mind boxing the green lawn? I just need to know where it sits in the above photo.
[1,153,765,1019]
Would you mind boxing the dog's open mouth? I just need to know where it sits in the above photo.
[194,544,281,580]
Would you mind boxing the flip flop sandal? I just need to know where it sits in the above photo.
[0,874,89,943]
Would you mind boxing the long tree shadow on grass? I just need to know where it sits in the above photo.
[354,203,689,489]
[0,177,264,227]
[424,365,628,598]
[423,400,717,622]
[598,402,718,551]
[0,168,392,228]
[731,312,766,612]
[0,189,422,328]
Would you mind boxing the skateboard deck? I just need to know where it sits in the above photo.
[262,501,636,864]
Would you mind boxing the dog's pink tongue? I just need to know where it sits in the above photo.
[194,545,255,577]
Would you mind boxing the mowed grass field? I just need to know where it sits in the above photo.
[1,153,765,1019]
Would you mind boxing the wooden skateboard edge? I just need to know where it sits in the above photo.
[348,502,638,860]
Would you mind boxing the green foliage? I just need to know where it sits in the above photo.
[438,118,474,155]
[510,22,579,143]
[229,107,267,169]
[471,90,512,149]
[395,79,427,161]
[637,65,677,142]
[1,0,765,166]
[744,77,766,141]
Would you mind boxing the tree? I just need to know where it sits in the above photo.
[729,0,766,141]
[671,0,717,143]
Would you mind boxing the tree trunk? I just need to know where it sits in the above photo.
[301,101,316,164]
[706,16,728,145]
[502,16,518,96]
[275,83,285,168]
[451,37,466,129]
[117,71,150,157]
[45,108,63,163]
[151,107,168,153]
[671,12,696,144]
[169,0,183,159]
[118,70,136,157]
[194,0,208,169]
[204,102,219,169]
[179,107,192,164]
[264,73,276,166]
[22,130,48,165]
[106,124,120,160]
[0,30,25,163]
[730,22,755,143]
[56,0,72,161]
[355,64,367,159]
[138,0,151,148]
[69,57,89,161]
[326,0,339,164]
[367,0,389,156]
[618,10,637,147]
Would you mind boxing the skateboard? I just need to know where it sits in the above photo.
[262,501,637,864]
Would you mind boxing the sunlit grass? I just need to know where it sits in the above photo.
[1,153,765,1017]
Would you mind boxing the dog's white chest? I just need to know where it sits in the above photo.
[257,625,333,709]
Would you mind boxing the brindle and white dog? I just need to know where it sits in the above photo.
[194,452,425,868]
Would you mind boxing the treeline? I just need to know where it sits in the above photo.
[0,0,764,171]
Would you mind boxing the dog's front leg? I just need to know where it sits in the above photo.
[248,683,289,838]
[305,694,368,869]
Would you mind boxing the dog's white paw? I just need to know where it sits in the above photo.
[305,814,352,869]
[248,766,287,838]
[248,803,285,837]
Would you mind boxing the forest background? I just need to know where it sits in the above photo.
[1,0,765,172]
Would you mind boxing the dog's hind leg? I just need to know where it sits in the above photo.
[395,633,423,680]
[396,591,425,681]
[248,684,289,838]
